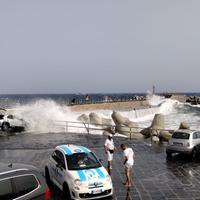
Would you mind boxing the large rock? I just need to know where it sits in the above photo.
[77,114,89,123]
[111,111,141,138]
[179,122,190,130]
[111,111,128,125]
[89,112,112,126]
[140,128,151,138]
[159,130,172,141]
[116,125,144,139]
[150,114,165,136]
[152,136,160,142]
[102,118,112,126]
[89,112,102,125]
[151,114,164,130]
[124,119,137,128]
[140,114,169,141]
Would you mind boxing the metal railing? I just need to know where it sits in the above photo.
[54,120,178,140]
[68,96,147,106]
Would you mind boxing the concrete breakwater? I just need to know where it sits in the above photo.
[69,95,187,112]
[69,100,150,112]
[171,95,187,103]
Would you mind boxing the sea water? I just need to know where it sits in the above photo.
[0,93,200,133]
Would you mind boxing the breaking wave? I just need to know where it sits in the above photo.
[10,100,78,133]
[2,94,200,133]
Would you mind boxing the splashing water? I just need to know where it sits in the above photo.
[5,94,200,133]
[12,99,78,133]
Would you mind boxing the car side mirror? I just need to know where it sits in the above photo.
[99,159,104,164]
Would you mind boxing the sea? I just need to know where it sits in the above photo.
[0,93,200,134]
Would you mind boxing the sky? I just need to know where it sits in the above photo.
[0,0,200,94]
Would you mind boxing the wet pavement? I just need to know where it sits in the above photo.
[1,132,200,200]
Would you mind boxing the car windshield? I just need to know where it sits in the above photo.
[66,152,101,170]
[172,132,190,139]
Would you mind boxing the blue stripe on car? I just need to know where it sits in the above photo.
[78,168,106,182]
[59,145,73,155]
[78,146,90,153]
[95,168,106,178]
[77,170,86,181]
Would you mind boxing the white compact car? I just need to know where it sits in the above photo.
[166,129,200,158]
[45,144,113,200]
[0,114,26,132]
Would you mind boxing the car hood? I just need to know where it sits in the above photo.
[68,166,108,182]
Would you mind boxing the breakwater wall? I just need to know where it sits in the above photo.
[171,95,187,103]
[69,95,188,112]
[69,100,150,112]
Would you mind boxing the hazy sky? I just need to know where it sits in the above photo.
[0,0,200,94]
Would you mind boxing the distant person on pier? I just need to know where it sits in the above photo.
[85,94,89,101]
[121,143,134,187]
[104,134,115,175]
[71,98,76,105]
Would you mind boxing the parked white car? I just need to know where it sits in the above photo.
[45,144,113,200]
[166,129,200,158]
[0,114,26,132]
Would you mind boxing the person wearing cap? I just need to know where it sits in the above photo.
[120,143,134,187]
[104,134,115,175]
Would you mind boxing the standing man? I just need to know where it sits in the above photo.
[104,134,115,175]
[121,144,134,187]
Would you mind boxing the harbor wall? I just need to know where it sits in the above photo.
[69,100,150,112]
[69,95,188,112]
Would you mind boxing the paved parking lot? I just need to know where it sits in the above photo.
[1,132,200,200]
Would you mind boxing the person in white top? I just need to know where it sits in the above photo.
[104,134,115,175]
[121,143,134,187]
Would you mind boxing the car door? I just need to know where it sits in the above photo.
[50,150,66,189]
[0,178,14,200]
[12,174,41,200]
[55,150,66,188]
[192,132,199,147]
[49,150,61,189]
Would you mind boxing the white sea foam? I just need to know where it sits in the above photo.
[9,95,200,133]
[12,99,78,133]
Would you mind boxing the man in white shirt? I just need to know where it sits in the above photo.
[121,143,134,187]
[104,134,115,175]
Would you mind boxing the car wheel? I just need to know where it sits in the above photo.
[192,148,197,159]
[45,167,52,187]
[2,123,10,132]
[63,183,71,200]
[166,152,172,158]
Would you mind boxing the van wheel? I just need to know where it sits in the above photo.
[2,123,10,132]
[63,183,71,200]
[45,167,52,187]
[192,148,197,159]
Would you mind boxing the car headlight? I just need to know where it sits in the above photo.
[105,175,112,183]
[74,179,82,186]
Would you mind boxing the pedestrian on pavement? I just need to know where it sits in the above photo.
[120,143,134,187]
[104,134,115,175]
